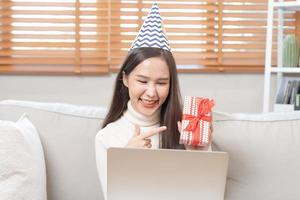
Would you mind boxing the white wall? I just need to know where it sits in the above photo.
[0,73,276,113]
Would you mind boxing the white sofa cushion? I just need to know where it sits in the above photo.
[0,114,47,200]
[0,100,107,200]
[213,111,300,200]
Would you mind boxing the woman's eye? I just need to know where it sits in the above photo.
[157,82,167,85]
[138,80,147,84]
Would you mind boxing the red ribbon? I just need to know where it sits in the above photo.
[183,98,214,146]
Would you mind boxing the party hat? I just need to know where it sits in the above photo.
[130,3,171,51]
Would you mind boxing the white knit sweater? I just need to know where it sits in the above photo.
[95,101,161,200]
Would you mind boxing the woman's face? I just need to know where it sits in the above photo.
[123,57,170,116]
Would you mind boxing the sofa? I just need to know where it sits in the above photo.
[0,100,106,200]
[0,99,300,200]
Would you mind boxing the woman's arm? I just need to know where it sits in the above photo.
[95,135,108,200]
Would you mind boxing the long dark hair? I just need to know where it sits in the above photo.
[102,47,184,149]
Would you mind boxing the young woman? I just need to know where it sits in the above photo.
[95,3,210,199]
[95,47,185,199]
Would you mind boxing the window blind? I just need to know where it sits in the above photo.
[111,0,297,72]
[221,0,296,71]
[0,0,298,74]
[0,0,109,74]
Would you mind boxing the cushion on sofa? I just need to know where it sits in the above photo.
[0,114,46,200]
[0,100,107,200]
[212,111,300,200]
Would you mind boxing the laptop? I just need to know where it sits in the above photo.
[107,147,228,200]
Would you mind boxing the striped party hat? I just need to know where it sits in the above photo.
[130,3,171,52]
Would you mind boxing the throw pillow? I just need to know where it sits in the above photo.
[0,114,47,200]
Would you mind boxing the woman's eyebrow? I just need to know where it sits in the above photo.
[157,78,169,81]
[136,75,148,79]
[136,75,169,81]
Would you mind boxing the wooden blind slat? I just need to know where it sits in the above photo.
[0,34,108,40]
[0,18,109,24]
[0,50,108,57]
[0,65,109,75]
[0,58,108,65]
[0,2,109,8]
[111,3,218,10]
[222,20,295,26]
[222,5,268,10]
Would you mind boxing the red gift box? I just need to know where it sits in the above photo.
[180,96,215,147]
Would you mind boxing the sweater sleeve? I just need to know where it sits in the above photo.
[95,133,108,200]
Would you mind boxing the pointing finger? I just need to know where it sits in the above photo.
[134,124,140,136]
[140,126,167,139]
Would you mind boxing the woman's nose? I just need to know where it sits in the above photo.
[146,84,157,97]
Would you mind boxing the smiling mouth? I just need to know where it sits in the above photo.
[140,98,158,108]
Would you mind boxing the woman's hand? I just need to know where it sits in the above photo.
[126,125,167,148]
